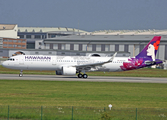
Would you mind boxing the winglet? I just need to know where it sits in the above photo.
[108,52,117,62]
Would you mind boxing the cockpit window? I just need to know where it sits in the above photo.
[7,58,15,61]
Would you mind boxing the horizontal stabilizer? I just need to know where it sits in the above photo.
[145,60,162,65]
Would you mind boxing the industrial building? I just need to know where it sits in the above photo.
[0,24,26,54]
[0,24,167,65]
[17,27,86,49]
[35,30,167,61]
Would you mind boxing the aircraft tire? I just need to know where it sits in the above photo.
[78,74,83,78]
[83,74,88,79]
[19,74,23,77]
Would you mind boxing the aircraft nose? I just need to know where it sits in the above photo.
[2,61,5,67]
[2,61,7,67]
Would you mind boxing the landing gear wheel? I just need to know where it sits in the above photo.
[82,74,88,79]
[19,70,23,77]
[78,74,83,78]
[19,74,23,77]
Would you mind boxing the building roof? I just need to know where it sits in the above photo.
[18,27,87,33]
[0,24,16,30]
[43,34,167,44]
[91,29,167,35]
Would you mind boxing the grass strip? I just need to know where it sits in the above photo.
[0,80,166,119]
[0,80,166,108]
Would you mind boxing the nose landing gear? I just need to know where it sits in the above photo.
[19,70,23,77]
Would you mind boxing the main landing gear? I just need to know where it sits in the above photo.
[78,73,88,79]
[19,70,23,77]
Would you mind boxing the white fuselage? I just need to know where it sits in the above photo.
[2,55,129,72]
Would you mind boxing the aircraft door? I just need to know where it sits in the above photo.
[19,56,24,65]
[52,56,56,65]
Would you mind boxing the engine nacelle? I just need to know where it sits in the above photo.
[56,67,76,75]
[62,67,76,75]
[55,67,76,75]
[62,66,76,75]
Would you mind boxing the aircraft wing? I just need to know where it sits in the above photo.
[74,52,117,71]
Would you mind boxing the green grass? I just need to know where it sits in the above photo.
[0,80,166,119]
[1,65,167,77]
[0,80,166,108]
[0,80,167,120]
[0,65,167,119]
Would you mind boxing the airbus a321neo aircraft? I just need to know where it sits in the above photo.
[2,36,162,79]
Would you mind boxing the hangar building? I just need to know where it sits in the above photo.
[0,24,167,66]
[17,27,86,49]
[35,30,167,61]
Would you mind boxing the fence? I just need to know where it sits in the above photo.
[0,106,167,120]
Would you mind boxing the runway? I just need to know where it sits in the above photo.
[0,74,167,83]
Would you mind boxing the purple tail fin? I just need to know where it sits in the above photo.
[135,36,161,61]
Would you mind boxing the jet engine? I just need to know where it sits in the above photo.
[56,66,76,75]
[62,66,76,75]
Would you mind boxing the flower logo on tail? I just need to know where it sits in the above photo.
[153,40,160,50]
[120,58,143,71]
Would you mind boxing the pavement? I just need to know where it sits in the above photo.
[0,74,167,83]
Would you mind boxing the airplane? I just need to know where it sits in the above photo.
[2,36,162,79]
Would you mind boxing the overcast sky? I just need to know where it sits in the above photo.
[0,0,167,32]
